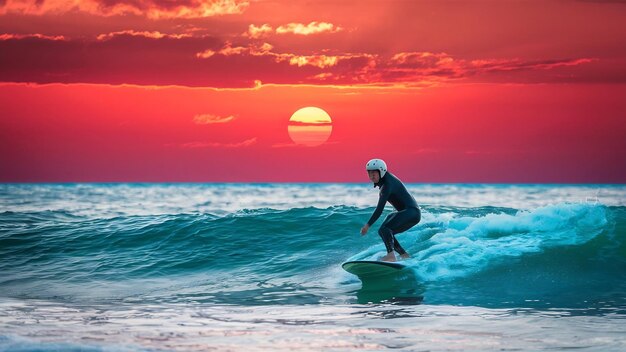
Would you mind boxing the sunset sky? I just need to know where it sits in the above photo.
[1,0,625,183]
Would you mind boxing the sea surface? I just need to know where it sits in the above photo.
[1,183,625,351]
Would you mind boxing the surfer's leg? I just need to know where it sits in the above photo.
[379,230,394,253]
[378,212,397,259]
[393,237,408,256]
[384,208,421,257]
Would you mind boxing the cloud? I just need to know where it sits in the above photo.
[196,49,217,59]
[0,33,605,88]
[195,41,254,58]
[467,57,595,73]
[387,52,595,77]
[243,22,343,39]
[245,24,273,39]
[310,73,333,80]
[310,51,597,86]
[0,33,67,41]
[287,55,339,68]
[390,52,453,68]
[218,43,249,56]
[0,0,249,19]
[176,137,257,149]
[97,30,193,41]
[193,114,236,124]
[196,41,368,69]
[275,22,343,35]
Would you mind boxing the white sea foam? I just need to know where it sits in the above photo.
[403,202,608,281]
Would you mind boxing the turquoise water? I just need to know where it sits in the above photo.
[1,183,625,351]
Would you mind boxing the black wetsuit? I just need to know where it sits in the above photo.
[367,172,421,255]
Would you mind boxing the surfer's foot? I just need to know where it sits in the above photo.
[380,253,397,262]
[400,253,411,260]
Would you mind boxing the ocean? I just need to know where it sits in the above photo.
[1,183,625,351]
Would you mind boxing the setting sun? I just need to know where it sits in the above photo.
[288,107,333,147]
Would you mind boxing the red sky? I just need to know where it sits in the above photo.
[1,0,625,182]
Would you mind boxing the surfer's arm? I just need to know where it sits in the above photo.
[367,184,391,226]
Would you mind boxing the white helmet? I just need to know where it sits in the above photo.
[366,158,387,178]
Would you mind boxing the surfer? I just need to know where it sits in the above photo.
[360,159,421,262]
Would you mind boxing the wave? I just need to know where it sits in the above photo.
[407,203,612,281]
[1,203,624,308]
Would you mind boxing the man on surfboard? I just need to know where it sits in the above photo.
[360,159,421,262]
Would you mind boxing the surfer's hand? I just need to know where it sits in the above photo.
[360,224,369,236]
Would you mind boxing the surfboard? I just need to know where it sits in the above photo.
[342,260,407,278]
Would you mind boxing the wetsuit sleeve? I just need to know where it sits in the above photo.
[367,184,391,226]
